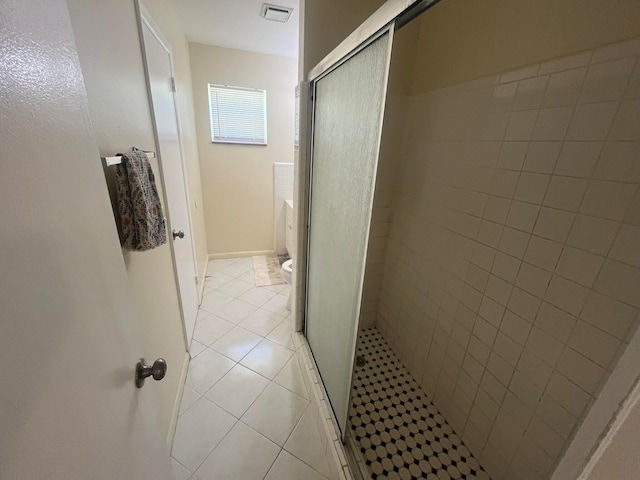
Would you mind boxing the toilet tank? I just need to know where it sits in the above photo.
[285,200,294,257]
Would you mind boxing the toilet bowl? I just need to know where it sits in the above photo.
[281,259,293,311]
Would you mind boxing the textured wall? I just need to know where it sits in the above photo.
[377,38,640,479]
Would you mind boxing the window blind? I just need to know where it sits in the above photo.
[208,84,267,145]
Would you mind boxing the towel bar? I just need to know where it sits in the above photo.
[102,150,156,167]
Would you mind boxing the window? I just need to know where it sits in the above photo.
[208,84,267,145]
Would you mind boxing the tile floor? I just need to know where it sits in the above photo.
[348,328,490,480]
[171,256,334,480]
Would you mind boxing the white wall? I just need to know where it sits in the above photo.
[66,0,204,442]
[190,43,297,256]
[273,163,294,256]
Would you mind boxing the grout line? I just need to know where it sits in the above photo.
[278,403,333,479]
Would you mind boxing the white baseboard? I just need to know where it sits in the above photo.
[208,250,274,260]
[167,351,190,450]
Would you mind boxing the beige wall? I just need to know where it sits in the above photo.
[67,0,203,443]
[301,0,385,78]
[190,43,297,256]
[413,0,640,93]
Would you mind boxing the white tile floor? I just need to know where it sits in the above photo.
[171,256,334,480]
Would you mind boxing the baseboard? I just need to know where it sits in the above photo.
[198,258,208,303]
[208,250,274,260]
[166,351,190,450]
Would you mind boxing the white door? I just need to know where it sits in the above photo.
[139,11,200,350]
[0,1,171,478]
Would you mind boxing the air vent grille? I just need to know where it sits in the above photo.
[260,3,293,23]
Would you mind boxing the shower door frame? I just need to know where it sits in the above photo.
[299,0,442,441]
[303,26,394,439]
[297,2,640,479]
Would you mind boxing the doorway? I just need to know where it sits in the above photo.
[138,5,200,350]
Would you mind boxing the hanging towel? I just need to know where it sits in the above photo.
[114,148,167,251]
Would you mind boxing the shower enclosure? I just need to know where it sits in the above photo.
[299,1,640,479]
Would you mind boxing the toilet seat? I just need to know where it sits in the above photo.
[282,259,293,274]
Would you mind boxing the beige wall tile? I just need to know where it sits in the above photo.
[516,262,552,298]
[568,320,621,368]
[373,39,640,480]
[566,214,619,255]
[580,57,635,103]
[610,224,640,267]
[533,207,575,242]
[509,370,543,410]
[544,275,589,315]
[580,290,638,339]
[514,76,549,111]
[594,259,640,308]
[501,310,532,345]
[580,180,637,221]
[556,348,606,394]
[535,302,577,342]
[555,246,605,287]
[554,141,602,178]
[523,141,562,173]
[610,98,640,140]
[542,67,587,107]
[566,102,619,140]
[543,176,589,211]
[506,110,539,141]
[545,372,591,417]
[526,327,564,366]
[517,349,554,388]
[506,201,540,232]
[507,287,541,322]
[524,235,563,271]
[532,106,574,141]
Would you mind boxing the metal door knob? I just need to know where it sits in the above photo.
[172,230,185,239]
[135,358,167,388]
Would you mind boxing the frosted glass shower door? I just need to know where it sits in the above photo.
[306,30,393,434]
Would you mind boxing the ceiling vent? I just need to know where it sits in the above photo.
[260,3,293,23]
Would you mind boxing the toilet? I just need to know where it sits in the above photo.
[281,259,293,311]
[281,199,294,311]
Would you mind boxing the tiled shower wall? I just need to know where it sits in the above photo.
[375,37,640,479]
[359,93,407,329]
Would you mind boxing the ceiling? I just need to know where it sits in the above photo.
[170,0,300,58]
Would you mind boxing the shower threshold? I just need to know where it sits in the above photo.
[347,328,490,480]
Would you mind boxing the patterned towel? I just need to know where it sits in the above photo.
[115,149,167,251]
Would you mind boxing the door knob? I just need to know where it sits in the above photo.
[135,358,167,388]
[172,229,185,240]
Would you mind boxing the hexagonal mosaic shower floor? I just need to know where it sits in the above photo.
[348,328,490,480]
